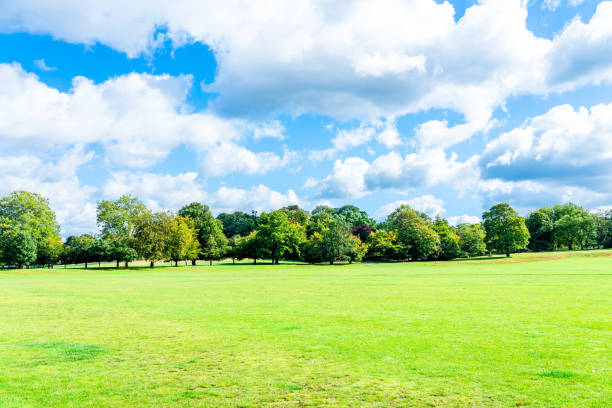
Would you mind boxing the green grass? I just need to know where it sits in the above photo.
[0,251,611,407]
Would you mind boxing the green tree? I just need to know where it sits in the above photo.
[552,203,596,250]
[97,195,147,267]
[482,203,530,257]
[333,205,375,227]
[255,211,305,264]
[525,208,554,252]
[432,218,461,260]
[280,205,310,226]
[0,228,37,268]
[365,230,401,261]
[234,232,261,264]
[165,215,200,266]
[179,203,228,265]
[319,219,355,264]
[65,234,95,268]
[595,210,612,249]
[388,205,440,261]
[457,224,486,257]
[216,211,257,238]
[0,191,61,263]
[134,211,168,268]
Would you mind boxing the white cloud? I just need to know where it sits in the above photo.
[447,214,481,226]
[0,147,97,236]
[2,1,612,151]
[33,58,56,71]
[0,63,291,176]
[319,157,371,198]
[374,194,445,219]
[102,171,300,215]
[542,0,561,11]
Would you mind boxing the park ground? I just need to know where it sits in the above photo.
[0,250,610,407]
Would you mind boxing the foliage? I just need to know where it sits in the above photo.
[482,203,530,257]
[388,205,440,261]
[254,211,305,264]
[217,211,257,238]
[595,210,612,249]
[552,203,596,250]
[525,208,554,252]
[432,218,461,260]
[333,205,376,227]
[0,228,37,268]
[179,202,227,264]
[365,230,401,261]
[457,224,486,257]
[165,215,200,266]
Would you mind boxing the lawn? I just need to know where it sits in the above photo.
[0,251,610,407]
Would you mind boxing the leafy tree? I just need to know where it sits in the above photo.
[0,228,37,268]
[0,191,61,263]
[65,234,95,268]
[179,203,227,265]
[333,205,375,227]
[552,203,596,250]
[457,224,486,257]
[97,195,147,267]
[165,215,200,266]
[36,235,62,267]
[365,230,401,261]
[280,205,310,226]
[234,232,261,264]
[134,211,168,268]
[351,224,375,242]
[525,208,554,252]
[432,218,461,260]
[217,211,257,238]
[595,210,612,249]
[482,203,530,257]
[310,205,334,217]
[302,219,357,264]
[388,205,440,261]
[255,211,305,264]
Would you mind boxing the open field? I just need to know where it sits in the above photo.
[1,251,611,407]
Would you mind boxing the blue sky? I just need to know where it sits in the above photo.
[1,0,612,236]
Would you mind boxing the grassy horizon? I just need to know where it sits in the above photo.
[1,250,611,407]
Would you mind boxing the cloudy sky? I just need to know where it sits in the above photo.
[1,0,612,236]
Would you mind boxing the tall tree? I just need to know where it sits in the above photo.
[552,203,596,250]
[165,215,200,266]
[482,204,530,257]
[457,224,486,257]
[0,191,61,266]
[526,208,554,252]
[255,211,305,264]
[179,203,227,265]
[134,211,168,268]
[333,205,376,227]
[432,218,461,260]
[97,195,147,267]
[388,205,440,261]
[0,228,36,268]
[216,211,257,238]
[365,230,401,261]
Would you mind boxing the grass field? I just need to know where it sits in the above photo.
[1,251,611,407]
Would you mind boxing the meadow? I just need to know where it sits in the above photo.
[0,251,610,407]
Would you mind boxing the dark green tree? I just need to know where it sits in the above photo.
[482,203,530,257]
[388,205,440,261]
[457,224,486,257]
[526,208,554,251]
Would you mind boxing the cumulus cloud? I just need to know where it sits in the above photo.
[448,214,481,226]
[102,171,300,215]
[0,147,97,236]
[33,58,56,71]
[374,194,445,219]
[0,63,291,175]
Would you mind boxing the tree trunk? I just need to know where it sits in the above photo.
[329,260,333,265]
[116,260,119,269]
[125,261,128,268]
[253,258,257,265]
[150,261,154,268]
[98,261,101,267]
[349,259,353,264]
[506,252,510,257]
[209,260,212,266]
[85,262,88,269]
[192,260,196,266]
[175,260,178,267]
[232,258,235,264]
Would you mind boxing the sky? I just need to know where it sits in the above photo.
[1,0,612,236]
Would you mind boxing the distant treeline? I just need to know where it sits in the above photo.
[1,190,611,269]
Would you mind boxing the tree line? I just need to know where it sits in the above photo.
[1,190,611,269]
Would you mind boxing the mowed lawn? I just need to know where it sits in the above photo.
[0,252,610,407]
